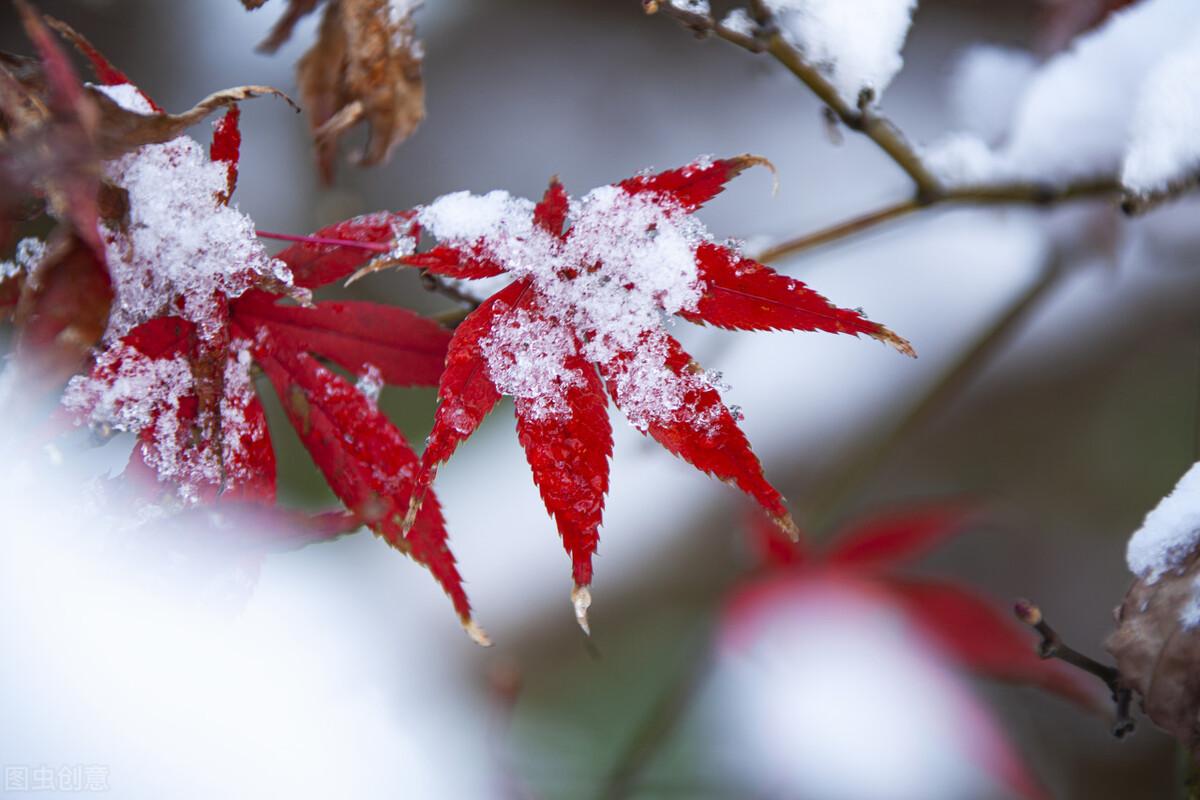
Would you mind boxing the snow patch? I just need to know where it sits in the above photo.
[0,237,47,280]
[1121,30,1200,196]
[766,0,917,106]
[1127,460,1200,583]
[98,84,294,343]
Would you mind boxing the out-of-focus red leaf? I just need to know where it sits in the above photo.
[275,212,414,289]
[617,154,770,212]
[684,242,914,356]
[210,104,241,204]
[1036,0,1140,54]
[823,505,974,570]
[249,324,472,624]
[883,578,1105,713]
[747,508,810,568]
[233,291,450,386]
[602,332,797,538]
[514,322,612,588]
[15,237,112,390]
[418,279,532,489]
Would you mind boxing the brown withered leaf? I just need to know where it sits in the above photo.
[241,0,270,9]
[86,84,297,160]
[1107,553,1200,755]
[252,0,424,182]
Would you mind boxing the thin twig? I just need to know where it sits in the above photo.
[647,4,1128,260]
[757,178,1120,263]
[1014,599,1135,738]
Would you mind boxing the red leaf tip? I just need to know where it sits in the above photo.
[572,584,593,635]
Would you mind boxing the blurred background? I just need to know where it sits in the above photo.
[3,0,1199,797]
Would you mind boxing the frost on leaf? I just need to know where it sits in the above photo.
[394,156,911,621]
[765,0,918,106]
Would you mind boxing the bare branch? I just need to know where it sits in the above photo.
[1014,599,1135,738]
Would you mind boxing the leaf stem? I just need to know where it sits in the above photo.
[255,229,392,252]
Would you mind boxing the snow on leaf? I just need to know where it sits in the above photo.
[249,324,475,628]
[232,291,450,387]
[514,324,612,589]
[601,331,796,536]
[617,154,770,212]
[1125,459,1200,583]
[94,81,294,343]
[764,0,918,106]
[398,157,907,616]
[417,280,527,490]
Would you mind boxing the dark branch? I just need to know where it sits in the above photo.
[1014,599,1135,738]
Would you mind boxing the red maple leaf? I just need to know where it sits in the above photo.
[394,157,914,626]
[38,43,484,638]
[722,506,1107,800]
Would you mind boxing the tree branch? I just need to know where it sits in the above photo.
[1014,599,1135,738]
[646,3,1128,262]
[756,177,1120,262]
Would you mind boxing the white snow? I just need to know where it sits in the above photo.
[945,45,1037,146]
[706,579,1009,799]
[720,8,756,38]
[926,0,1200,187]
[766,0,918,106]
[669,0,710,14]
[1,236,46,280]
[1126,460,1200,583]
[63,82,296,498]
[94,82,294,343]
[355,363,385,406]
[417,166,719,431]
[1121,30,1200,196]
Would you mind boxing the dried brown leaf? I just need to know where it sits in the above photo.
[295,0,424,181]
[87,84,297,160]
[1107,554,1200,754]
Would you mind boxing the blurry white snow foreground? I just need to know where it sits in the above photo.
[0,428,496,799]
[926,0,1200,198]
[705,578,1043,800]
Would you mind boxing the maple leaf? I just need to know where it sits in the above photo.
[10,26,480,635]
[389,156,914,627]
[250,0,425,182]
[723,506,1105,800]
